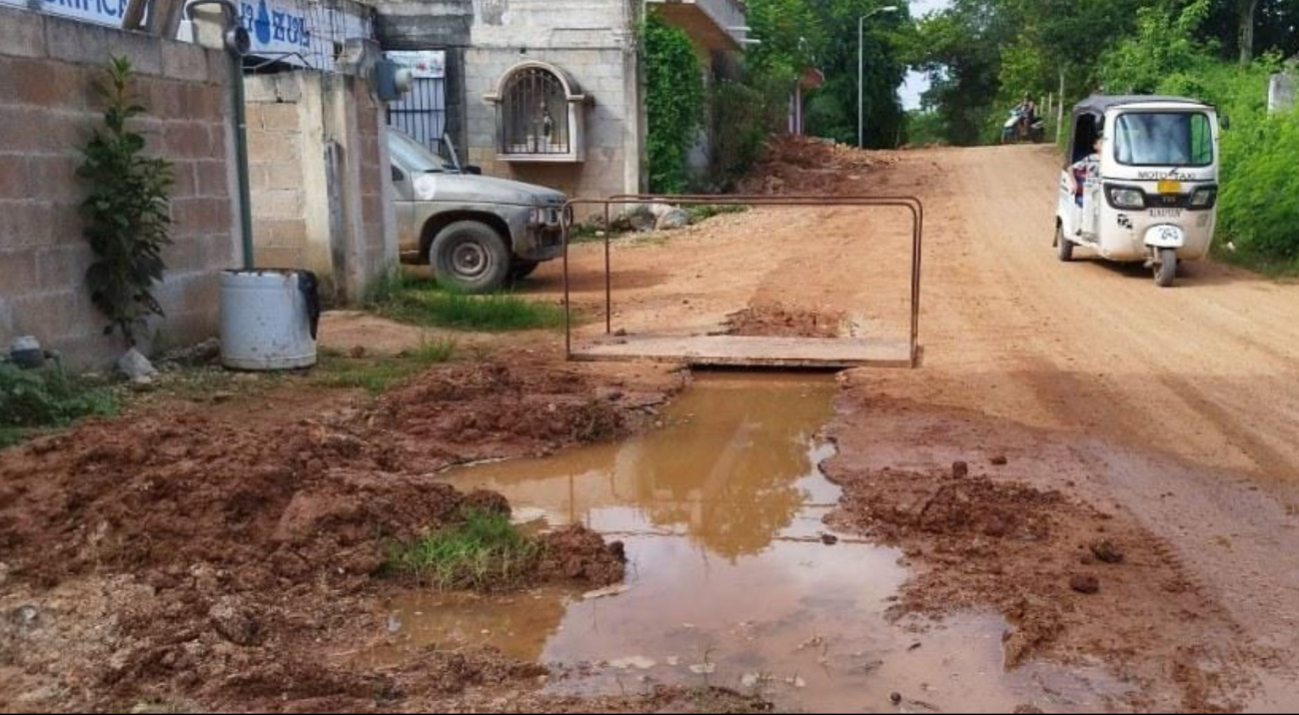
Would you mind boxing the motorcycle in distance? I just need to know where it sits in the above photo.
[1002,107,1046,144]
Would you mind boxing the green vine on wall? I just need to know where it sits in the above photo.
[78,56,175,348]
[644,14,705,194]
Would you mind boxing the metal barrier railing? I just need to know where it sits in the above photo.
[561,195,925,369]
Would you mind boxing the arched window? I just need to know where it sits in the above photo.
[486,62,587,163]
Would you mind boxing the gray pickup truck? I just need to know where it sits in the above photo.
[388,129,570,293]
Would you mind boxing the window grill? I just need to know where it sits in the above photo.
[497,67,572,156]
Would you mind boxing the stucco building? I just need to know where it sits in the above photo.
[369,0,747,210]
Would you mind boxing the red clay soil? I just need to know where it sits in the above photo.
[724,304,845,339]
[737,135,894,195]
[0,357,676,712]
[825,460,1258,713]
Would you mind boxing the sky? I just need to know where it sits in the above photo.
[898,0,951,110]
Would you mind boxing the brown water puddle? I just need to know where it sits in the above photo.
[359,374,1127,712]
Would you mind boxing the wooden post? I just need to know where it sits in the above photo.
[1055,69,1066,145]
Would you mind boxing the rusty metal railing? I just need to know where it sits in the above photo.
[560,195,925,369]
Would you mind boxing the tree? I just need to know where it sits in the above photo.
[1239,0,1260,62]
[78,57,174,348]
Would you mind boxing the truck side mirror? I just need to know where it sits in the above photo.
[1221,115,1231,130]
[464,165,483,176]
[392,165,406,183]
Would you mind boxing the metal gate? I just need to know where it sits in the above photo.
[386,77,447,153]
[562,194,926,370]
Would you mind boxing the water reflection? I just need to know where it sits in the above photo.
[442,373,838,559]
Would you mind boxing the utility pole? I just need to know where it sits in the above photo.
[859,6,899,149]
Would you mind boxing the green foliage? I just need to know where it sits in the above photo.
[705,75,788,189]
[904,109,949,146]
[384,510,545,591]
[372,273,565,332]
[1100,0,1216,93]
[78,56,174,347]
[645,15,706,194]
[0,364,117,447]
[803,1,910,147]
[312,338,457,394]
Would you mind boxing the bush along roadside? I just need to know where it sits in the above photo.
[0,364,117,448]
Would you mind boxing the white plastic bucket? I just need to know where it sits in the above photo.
[219,270,320,371]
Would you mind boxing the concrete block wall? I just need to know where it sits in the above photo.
[244,65,397,305]
[463,45,641,218]
[0,5,239,367]
[369,0,645,218]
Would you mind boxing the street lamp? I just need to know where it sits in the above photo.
[859,5,899,149]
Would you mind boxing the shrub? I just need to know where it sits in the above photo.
[78,56,174,347]
[0,365,116,447]
[645,14,705,194]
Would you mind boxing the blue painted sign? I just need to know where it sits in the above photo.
[40,0,130,24]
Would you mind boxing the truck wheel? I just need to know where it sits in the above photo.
[509,260,540,281]
[430,221,511,294]
[1154,248,1177,287]
[1056,224,1074,262]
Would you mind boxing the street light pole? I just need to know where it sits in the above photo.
[859,6,899,149]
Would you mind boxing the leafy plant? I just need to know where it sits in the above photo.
[0,364,117,447]
[384,510,545,591]
[78,56,175,347]
[645,14,705,194]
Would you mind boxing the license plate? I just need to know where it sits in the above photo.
[1158,179,1182,195]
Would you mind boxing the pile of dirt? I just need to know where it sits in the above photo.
[738,135,894,195]
[825,464,1253,711]
[360,361,664,469]
[0,358,663,711]
[725,305,844,339]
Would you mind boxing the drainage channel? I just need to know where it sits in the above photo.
[360,373,1123,713]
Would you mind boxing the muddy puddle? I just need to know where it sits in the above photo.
[357,374,1126,712]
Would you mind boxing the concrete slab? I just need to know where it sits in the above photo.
[571,334,915,369]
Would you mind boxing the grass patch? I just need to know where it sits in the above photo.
[385,510,545,591]
[0,363,117,448]
[311,338,456,395]
[685,203,749,223]
[372,275,564,332]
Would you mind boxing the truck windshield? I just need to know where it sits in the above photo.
[1113,112,1213,167]
[389,131,453,174]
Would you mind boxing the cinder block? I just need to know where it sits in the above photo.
[0,154,29,200]
[195,160,232,198]
[254,245,306,269]
[250,189,303,220]
[1,56,85,111]
[27,155,84,205]
[0,249,40,294]
[35,244,92,288]
[0,6,47,59]
[44,16,163,78]
[162,41,209,83]
[257,102,301,132]
[171,160,199,198]
[0,201,54,252]
[163,121,213,158]
[263,159,304,191]
[163,237,207,272]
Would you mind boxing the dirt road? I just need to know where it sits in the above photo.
[526,143,1299,710]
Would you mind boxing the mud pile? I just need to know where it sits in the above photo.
[0,359,654,711]
[360,361,660,468]
[827,464,1253,711]
[738,135,894,195]
[725,305,845,339]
